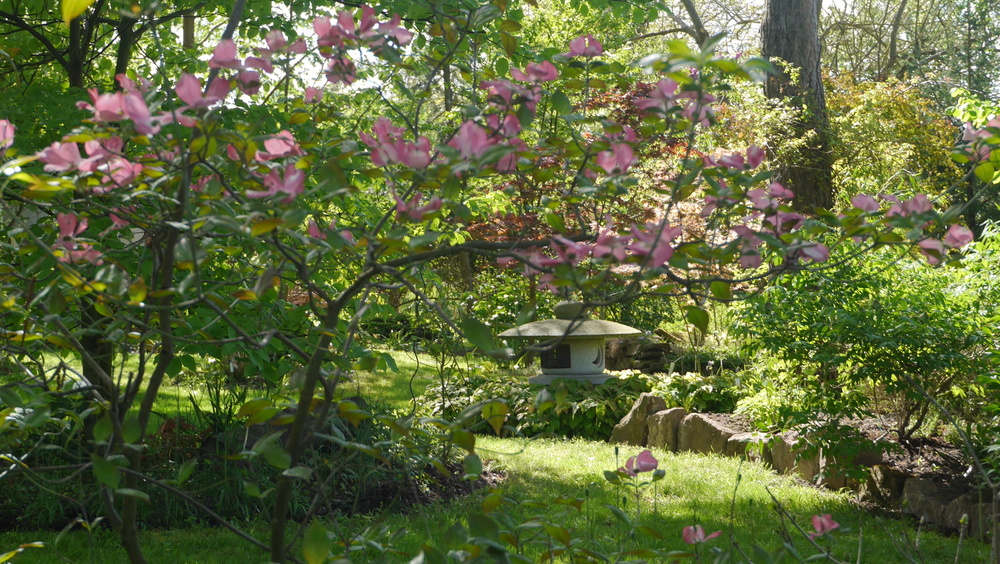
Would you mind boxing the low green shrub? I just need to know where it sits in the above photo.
[420,371,651,440]
[642,370,741,413]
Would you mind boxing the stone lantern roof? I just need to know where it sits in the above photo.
[498,301,642,385]
[498,301,642,340]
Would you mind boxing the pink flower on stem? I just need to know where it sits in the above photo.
[851,194,880,214]
[809,514,840,540]
[38,141,82,173]
[325,57,357,85]
[629,222,682,268]
[175,74,231,108]
[798,242,830,263]
[236,70,262,95]
[76,89,126,122]
[596,143,636,175]
[682,525,721,545]
[255,130,303,161]
[618,449,658,477]
[57,212,87,239]
[304,87,323,104]
[0,119,13,150]
[746,145,766,168]
[944,224,974,249]
[918,238,945,265]
[634,78,679,114]
[395,192,442,221]
[511,61,558,83]
[564,34,603,57]
[449,121,493,159]
[209,39,242,69]
[247,164,306,203]
[360,117,432,169]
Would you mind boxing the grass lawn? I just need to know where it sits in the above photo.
[1,436,989,563]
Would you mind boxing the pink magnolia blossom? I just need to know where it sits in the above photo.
[596,143,636,175]
[378,15,413,46]
[175,74,230,108]
[486,113,522,138]
[944,224,974,248]
[325,57,357,85]
[565,34,603,57]
[304,87,323,104]
[901,194,932,216]
[57,212,87,238]
[38,141,82,172]
[308,219,327,240]
[0,119,14,150]
[237,70,262,95]
[629,222,682,268]
[634,78,679,114]
[851,194,880,213]
[209,40,242,69]
[244,56,275,74]
[123,92,159,135]
[76,89,126,122]
[809,514,840,539]
[255,130,303,161]
[593,220,628,262]
[511,61,558,83]
[682,525,721,545]
[798,242,830,263]
[551,236,593,267]
[717,152,744,170]
[918,238,945,265]
[679,90,716,127]
[360,117,432,169]
[449,121,493,159]
[395,192,442,221]
[247,164,306,203]
[746,145,766,168]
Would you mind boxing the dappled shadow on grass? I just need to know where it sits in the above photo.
[467,437,991,563]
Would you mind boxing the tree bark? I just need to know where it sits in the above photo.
[761,0,834,211]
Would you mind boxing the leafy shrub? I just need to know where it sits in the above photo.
[420,371,650,440]
[733,244,989,443]
[643,370,741,413]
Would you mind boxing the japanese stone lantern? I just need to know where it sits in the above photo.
[498,301,642,385]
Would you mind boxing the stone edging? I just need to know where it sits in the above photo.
[609,393,993,539]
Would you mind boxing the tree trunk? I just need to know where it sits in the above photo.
[761,0,834,211]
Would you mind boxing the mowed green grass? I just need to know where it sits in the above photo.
[1,437,989,563]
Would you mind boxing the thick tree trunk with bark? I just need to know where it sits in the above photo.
[762,0,834,211]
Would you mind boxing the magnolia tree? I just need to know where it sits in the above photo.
[0,3,997,563]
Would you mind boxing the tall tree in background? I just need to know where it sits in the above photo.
[761,0,834,211]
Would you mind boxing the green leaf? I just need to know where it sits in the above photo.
[500,32,517,57]
[282,466,313,481]
[463,453,483,478]
[461,315,495,352]
[495,58,509,77]
[709,280,731,300]
[603,503,632,526]
[251,217,283,236]
[684,305,710,335]
[92,413,113,442]
[90,454,120,489]
[303,519,330,564]
[237,398,273,419]
[122,416,141,444]
[452,428,476,453]
[551,91,572,115]
[128,277,146,304]
[481,400,507,435]
[62,0,97,25]
[467,512,499,541]
[176,458,197,485]
[975,161,997,184]
[115,488,150,503]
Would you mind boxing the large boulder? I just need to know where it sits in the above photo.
[902,478,950,527]
[647,407,687,452]
[857,464,909,507]
[678,413,734,455]
[609,393,667,446]
[945,490,993,540]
